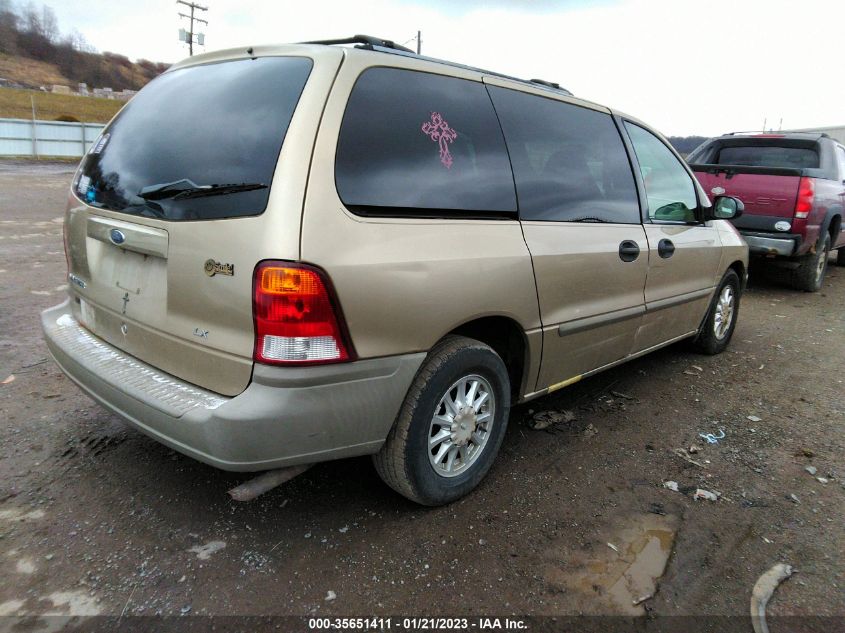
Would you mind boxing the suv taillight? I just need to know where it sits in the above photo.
[252,261,354,365]
[794,177,815,219]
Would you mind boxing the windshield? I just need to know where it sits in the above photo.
[75,56,312,221]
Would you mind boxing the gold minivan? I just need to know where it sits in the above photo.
[42,36,748,505]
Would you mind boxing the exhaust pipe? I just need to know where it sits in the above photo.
[227,464,313,502]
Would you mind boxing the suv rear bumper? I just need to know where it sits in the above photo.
[739,231,800,257]
[42,301,424,472]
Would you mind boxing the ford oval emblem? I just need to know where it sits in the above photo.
[109,228,126,245]
[711,186,726,196]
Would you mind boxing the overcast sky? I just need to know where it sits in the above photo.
[46,0,844,136]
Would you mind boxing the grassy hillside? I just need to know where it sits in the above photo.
[1,4,169,93]
[0,52,68,86]
[0,87,123,123]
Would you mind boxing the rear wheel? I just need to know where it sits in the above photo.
[694,270,741,355]
[791,234,830,292]
[373,336,510,506]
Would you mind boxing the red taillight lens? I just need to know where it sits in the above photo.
[252,261,354,365]
[794,177,814,219]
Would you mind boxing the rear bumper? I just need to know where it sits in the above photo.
[740,231,800,257]
[42,301,424,472]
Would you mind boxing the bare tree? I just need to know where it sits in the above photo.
[0,0,19,54]
[39,3,57,42]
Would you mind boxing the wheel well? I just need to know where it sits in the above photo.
[828,214,841,243]
[728,260,746,289]
[448,317,527,398]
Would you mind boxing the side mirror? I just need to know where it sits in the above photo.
[707,195,744,220]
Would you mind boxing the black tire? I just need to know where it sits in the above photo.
[836,246,845,267]
[694,269,741,355]
[373,335,511,506]
[791,234,830,292]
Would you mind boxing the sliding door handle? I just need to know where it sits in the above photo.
[618,240,640,262]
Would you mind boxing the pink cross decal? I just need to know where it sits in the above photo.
[421,112,457,169]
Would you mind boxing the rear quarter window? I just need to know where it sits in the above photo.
[335,67,517,217]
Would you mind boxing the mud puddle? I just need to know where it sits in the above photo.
[545,513,678,614]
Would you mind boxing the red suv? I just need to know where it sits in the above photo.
[688,133,845,291]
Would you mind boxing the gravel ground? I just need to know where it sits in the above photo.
[0,161,843,628]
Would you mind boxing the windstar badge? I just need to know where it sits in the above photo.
[204,259,234,277]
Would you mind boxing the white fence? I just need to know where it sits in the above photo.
[0,117,106,158]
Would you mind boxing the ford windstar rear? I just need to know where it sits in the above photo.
[43,37,748,505]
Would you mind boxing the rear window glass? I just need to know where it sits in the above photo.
[75,57,312,221]
[335,68,517,217]
[715,145,819,169]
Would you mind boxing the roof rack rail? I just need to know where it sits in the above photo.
[302,34,415,54]
[529,78,561,89]
[301,36,574,97]
[725,130,829,138]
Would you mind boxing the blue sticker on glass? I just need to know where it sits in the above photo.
[86,188,96,203]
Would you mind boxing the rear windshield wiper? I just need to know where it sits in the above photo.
[570,217,609,223]
[138,179,267,201]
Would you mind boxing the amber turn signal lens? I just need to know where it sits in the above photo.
[260,266,321,295]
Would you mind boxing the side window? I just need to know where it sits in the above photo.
[625,122,699,223]
[335,68,517,216]
[488,86,640,224]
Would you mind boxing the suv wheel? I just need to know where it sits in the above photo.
[373,336,510,506]
[791,234,830,292]
[694,269,741,355]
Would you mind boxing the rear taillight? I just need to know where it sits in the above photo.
[794,177,814,219]
[252,261,354,365]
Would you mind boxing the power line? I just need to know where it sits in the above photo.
[402,31,422,54]
[176,1,208,56]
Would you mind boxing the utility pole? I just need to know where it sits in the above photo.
[177,0,208,56]
[404,31,422,54]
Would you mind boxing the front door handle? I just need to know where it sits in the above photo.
[618,240,640,262]
[658,239,676,259]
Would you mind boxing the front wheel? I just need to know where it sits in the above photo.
[694,269,741,355]
[373,336,510,506]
